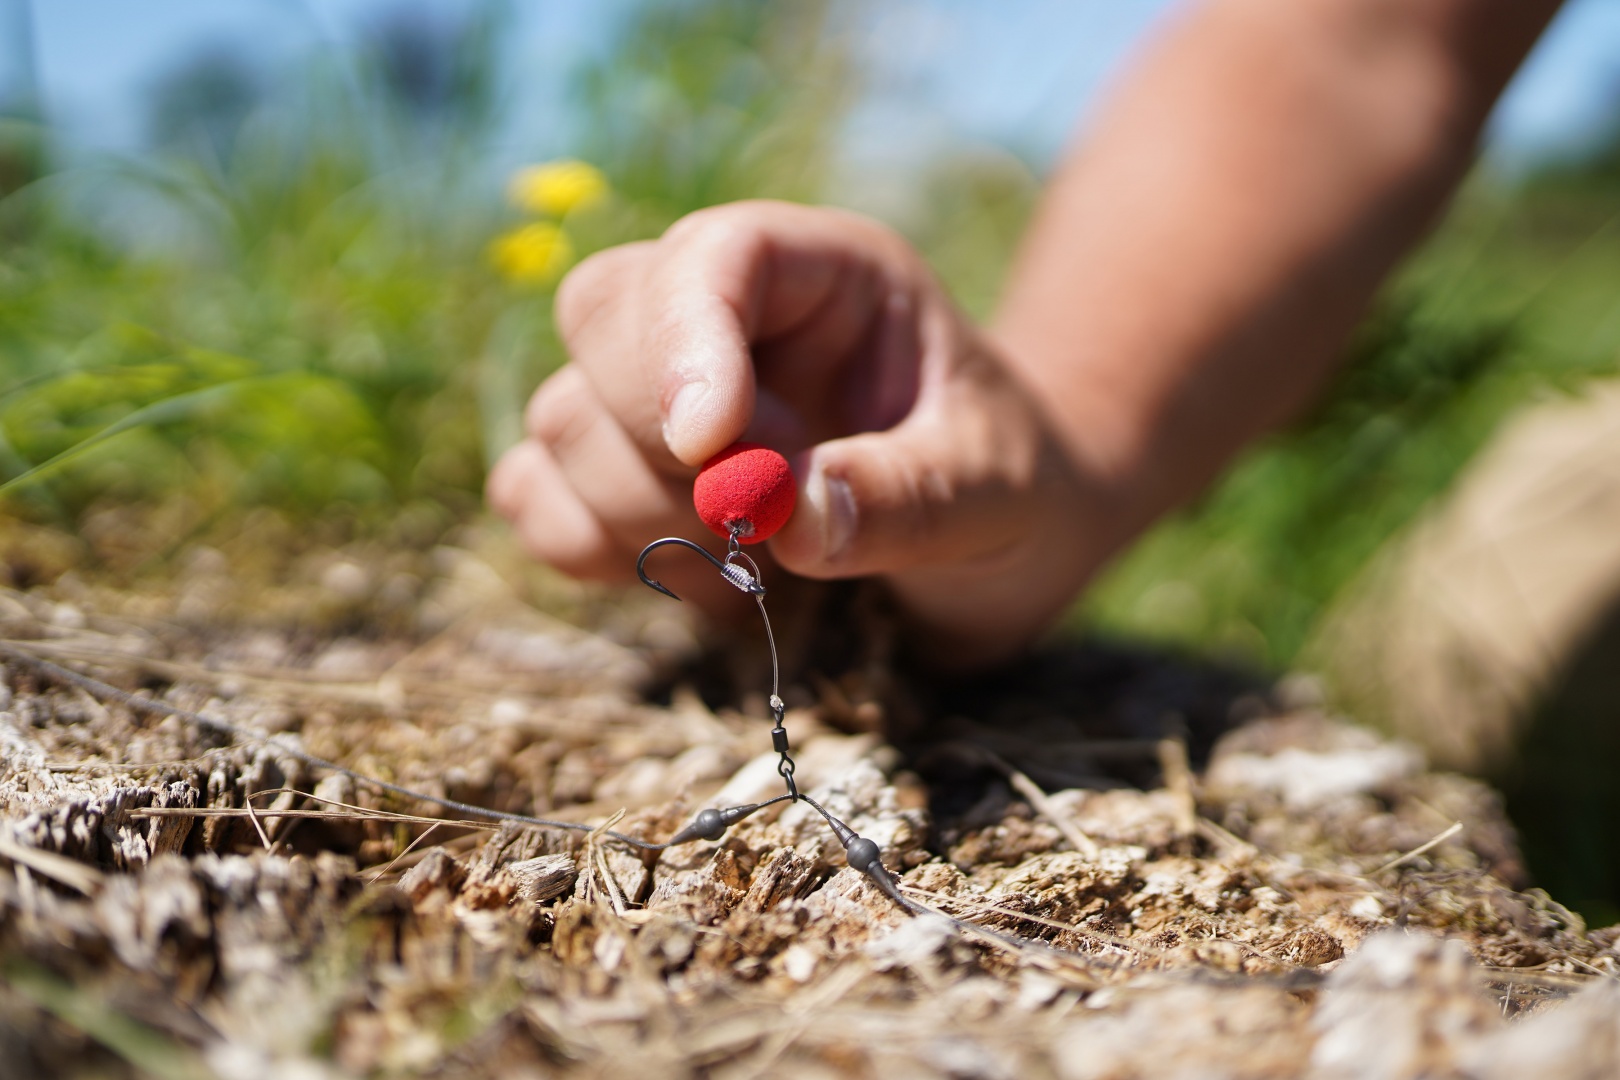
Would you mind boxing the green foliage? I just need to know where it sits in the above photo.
[3,0,1618,675]
[0,0,857,554]
[573,0,852,223]
[903,151,1040,321]
[1081,173,1620,667]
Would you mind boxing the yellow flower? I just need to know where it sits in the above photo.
[507,160,609,217]
[488,221,574,285]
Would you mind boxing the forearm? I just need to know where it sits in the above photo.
[992,0,1560,552]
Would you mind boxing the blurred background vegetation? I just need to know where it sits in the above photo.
[1,0,1618,907]
[0,0,872,565]
[1082,173,1620,668]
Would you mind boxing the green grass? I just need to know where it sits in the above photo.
[0,1,846,560]
[3,0,1619,675]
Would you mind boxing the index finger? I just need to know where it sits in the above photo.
[556,200,914,469]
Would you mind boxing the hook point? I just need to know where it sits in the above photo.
[644,578,681,601]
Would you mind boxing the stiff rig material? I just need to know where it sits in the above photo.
[636,528,910,911]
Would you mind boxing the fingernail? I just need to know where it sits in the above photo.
[819,472,857,564]
[662,380,710,459]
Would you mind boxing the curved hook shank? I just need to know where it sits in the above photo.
[637,537,764,600]
[637,537,717,600]
[635,531,777,698]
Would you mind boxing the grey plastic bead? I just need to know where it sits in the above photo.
[692,808,726,840]
[844,836,882,872]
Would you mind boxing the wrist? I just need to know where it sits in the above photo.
[985,321,1174,559]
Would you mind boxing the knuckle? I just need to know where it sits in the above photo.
[661,204,731,245]
[525,369,598,454]
[523,533,599,579]
[555,244,643,346]
[484,450,530,520]
[528,537,609,580]
[895,458,947,550]
[517,505,617,580]
[553,260,605,342]
[661,203,767,254]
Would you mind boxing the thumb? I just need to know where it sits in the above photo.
[769,388,1109,665]
[769,399,1046,579]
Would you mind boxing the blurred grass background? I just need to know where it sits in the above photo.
[2,0,1618,661]
[0,0,864,567]
[2,0,1619,908]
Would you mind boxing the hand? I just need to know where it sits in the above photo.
[488,201,1123,664]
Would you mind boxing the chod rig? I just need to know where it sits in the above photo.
[634,528,910,910]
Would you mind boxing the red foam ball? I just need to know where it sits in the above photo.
[693,442,796,544]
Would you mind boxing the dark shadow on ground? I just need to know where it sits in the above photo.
[1497,599,1620,928]
[890,636,1270,826]
[645,580,1272,841]
[646,577,1620,927]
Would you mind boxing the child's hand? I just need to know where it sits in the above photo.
[488,201,1119,662]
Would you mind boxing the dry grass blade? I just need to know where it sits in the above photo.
[0,834,105,896]
[981,748,1100,858]
[241,795,274,851]
[1008,768,1101,859]
[893,891,1105,986]
[1156,735,1198,838]
[1,633,644,730]
[368,822,444,884]
[904,885,1119,944]
[126,807,494,830]
[1371,821,1465,876]
[1478,967,1599,989]
[43,755,225,774]
[361,831,484,876]
[586,808,630,916]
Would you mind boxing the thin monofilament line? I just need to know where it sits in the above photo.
[717,534,779,704]
[0,641,676,850]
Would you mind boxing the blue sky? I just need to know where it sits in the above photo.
[8,0,1620,174]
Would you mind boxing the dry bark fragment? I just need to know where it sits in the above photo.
[401,847,467,901]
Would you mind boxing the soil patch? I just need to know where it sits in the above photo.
[1,538,1616,1078]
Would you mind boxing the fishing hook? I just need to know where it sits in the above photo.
[637,530,789,790]
[637,536,765,601]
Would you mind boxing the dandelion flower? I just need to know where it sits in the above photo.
[489,221,574,285]
[508,160,609,217]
